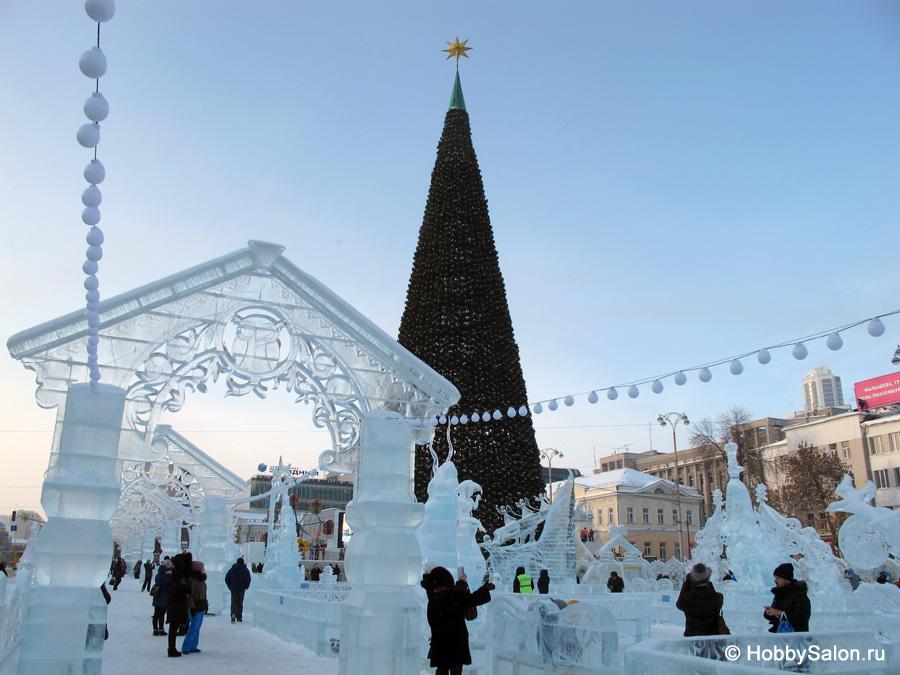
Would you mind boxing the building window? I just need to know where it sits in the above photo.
[890,433,900,454]
[608,507,614,524]
[673,509,679,524]
[674,543,681,560]
[828,443,838,456]
[688,474,695,487]
[596,509,602,525]
[642,507,650,524]
[894,468,900,486]
[644,542,652,557]
[626,507,634,524]
[874,469,890,489]
[657,508,665,524]
[699,474,704,489]
[870,436,884,456]
[841,441,851,460]
[659,542,667,559]
[686,510,693,525]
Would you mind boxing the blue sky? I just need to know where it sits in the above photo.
[1,1,898,515]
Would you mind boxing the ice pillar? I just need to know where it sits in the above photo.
[129,534,142,566]
[198,498,230,616]
[17,384,125,675]
[339,411,424,675]
[143,528,158,563]
[160,520,181,558]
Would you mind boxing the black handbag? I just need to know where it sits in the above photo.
[149,584,160,597]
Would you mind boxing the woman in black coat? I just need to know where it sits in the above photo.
[421,566,495,675]
[676,563,721,636]
[764,563,810,632]
[152,559,173,636]
[166,552,193,657]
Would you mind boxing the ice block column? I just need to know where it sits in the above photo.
[129,534,142,566]
[160,520,181,558]
[198,498,230,616]
[143,528,159,563]
[339,411,424,675]
[17,384,126,675]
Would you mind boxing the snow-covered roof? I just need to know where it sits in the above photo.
[572,467,702,498]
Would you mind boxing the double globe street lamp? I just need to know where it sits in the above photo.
[541,448,564,504]
[657,412,690,560]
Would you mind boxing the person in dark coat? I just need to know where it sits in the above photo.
[224,557,252,623]
[513,566,533,594]
[182,561,208,654]
[422,566,494,675]
[676,563,721,636]
[607,571,624,593]
[141,559,155,592]
[310,564,322,581]
[166,552,193,657]
[764,563,810,632]
[133,560,141,579]
[152,559,173,635]
[110,556,126,590]
[536,569,550,594]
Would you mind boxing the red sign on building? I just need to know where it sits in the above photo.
[855,373,900,409]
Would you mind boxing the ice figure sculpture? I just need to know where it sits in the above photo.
[266,504,302,588]
[825,474,900,570]
[483,474,577,588]
[690,488,726,579]
[264,458,293,570]
[457,479,487,585]
[582,525,653,585]
[16,384,125,675]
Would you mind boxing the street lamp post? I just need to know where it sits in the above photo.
[657,412,690,560]
[540,448,564,504]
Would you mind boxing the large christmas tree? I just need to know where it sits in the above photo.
[398,70,544,534]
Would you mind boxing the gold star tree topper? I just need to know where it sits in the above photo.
[443,37,472,62]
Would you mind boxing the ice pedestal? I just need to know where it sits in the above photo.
[17,384,125,675]
[198,498,230,615]
[339,411,424,675]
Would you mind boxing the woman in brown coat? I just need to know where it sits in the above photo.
[182,560,208,654]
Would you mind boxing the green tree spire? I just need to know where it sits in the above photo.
[398,74,543,534]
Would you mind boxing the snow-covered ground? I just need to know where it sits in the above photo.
[1,576,339,674]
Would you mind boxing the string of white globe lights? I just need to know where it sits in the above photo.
[399,310,899,428]
[77,0,116,392]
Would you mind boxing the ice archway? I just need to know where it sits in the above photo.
[7,240,459,674]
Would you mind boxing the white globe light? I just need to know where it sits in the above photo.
[651,380,663,394]
[518,405,528,416]
[698,368,712,383]
[84,92,109,122]
[83,275,99,291]
[534,403,544,414]
[82,185,102,207]
[471,412,480,422]
[607,388,618,401]
[792,343,808,360]
[450,415,459,425]
[431,418,438,427]
[85,0,116,22]
[79,47,107,79]
[674,371,687,386]
[627,385,639,398]
[587,391,599,404]
[563,395,574,407]
[86,245,103,261]
[826,332,843,351]
[84,159,105,184]
[489,410,499,420]
[439,415,447,425]
[85,289,100,303]
[460,415,469,425]
[867,318,886,337]
[757,348,771,364]
[507,407,516,418]
[548,399,558,411]
[83,259,99,275]
[86,227,104,246]
[86,301,99,311]
[77,123,101,148]
[82,207,101,225]
[729,359,743,375]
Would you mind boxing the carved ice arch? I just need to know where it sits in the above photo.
[8,241,458,476]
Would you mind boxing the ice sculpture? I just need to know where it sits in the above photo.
[483,474,576,589]
[582,525,653,585]
[160,520,182,559]
[457,479,487,585]
[265,503,302,588]
[197,497,230,615]
[825,474,900,569]
[16,384,125,675]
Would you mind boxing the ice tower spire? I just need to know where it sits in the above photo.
[398,59,543,534]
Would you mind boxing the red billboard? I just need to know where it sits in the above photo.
[855,373,900,410]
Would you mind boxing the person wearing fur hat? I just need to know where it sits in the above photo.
[182,560,208,654]
[764,562,810,632]
[676,563,723,636]
[166,552,193,657]
[421,566,495,675]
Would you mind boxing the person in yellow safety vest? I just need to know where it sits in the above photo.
[513,566,533,594]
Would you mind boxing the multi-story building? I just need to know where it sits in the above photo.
[862,412,900,508]
[803,366,845,413]
[245,474,353,512]
[573,468,704,561]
